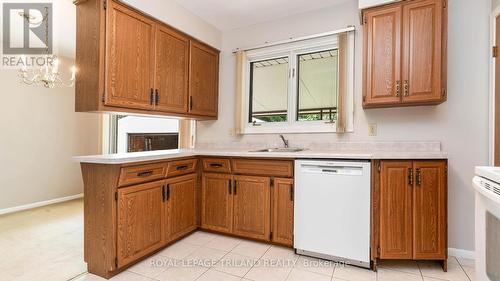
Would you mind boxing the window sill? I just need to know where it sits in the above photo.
[242,122,349,134]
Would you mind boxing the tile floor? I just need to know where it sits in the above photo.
[0,199,476,281]
[74,231,476,281]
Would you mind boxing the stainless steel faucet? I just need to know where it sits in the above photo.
[279,135,289,148]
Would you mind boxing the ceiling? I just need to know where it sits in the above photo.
[174,0,352,31]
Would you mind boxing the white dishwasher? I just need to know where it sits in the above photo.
[294,160,371,268]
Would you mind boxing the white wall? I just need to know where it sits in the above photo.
[0,57,100,210]
[197,0,491,252]
[122,0,222,49]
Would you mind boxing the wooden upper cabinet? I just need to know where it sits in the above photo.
[189,41,219,117]
[105,1,155,110]
[402,0,443,104]
[272,178,294,246]
[412,161,447,259]
[75,0,220,119]
[363,4,402,106]
[154,24,189,113]
[379,161,413,259]
[117,180,164,267]
[363,0,447,108]
[201,173,233,233]
[166,174,197,242]
[232,175,271,241]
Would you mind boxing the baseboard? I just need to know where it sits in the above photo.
[448,247,475,260]
[0,193,83,215]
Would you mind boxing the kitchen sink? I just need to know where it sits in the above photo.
[250,147,305,152]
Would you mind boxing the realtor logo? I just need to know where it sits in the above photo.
[2,3,53,55]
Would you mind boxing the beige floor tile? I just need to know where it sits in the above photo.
[231,240,271,259]
[180,231,218,246]
[127,255,176,278]
[74,271,156,281]
[418,260,470,281]
[204,235,243,252]
[197,268,242,281]
[214,252,258,277]
[155,264,208,281]
[377,268,423,281]
[244,264,293,281]
[333,265,377,281]
[260,246,299,265]
[285,268,331,281]
[294,256,335,277]
[456,257,475,267]
[462,265,475,281]
[184,246,228,267]
[378,259,421,275]
[156,240,200,259]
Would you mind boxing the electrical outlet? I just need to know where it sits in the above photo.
[368,123,377,136]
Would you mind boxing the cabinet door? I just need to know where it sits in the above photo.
[363,4,402,107]
[379,161,413,259]
[117,181,164,267]
[201,173,233,233]
[401,0,443,104]
[105,1,155,110]
[272,178,294,246]
[154,24,189,113]
[189,41,219,117]
[413,160,447,259]
[166,174,197,242]
[233,175,271,240]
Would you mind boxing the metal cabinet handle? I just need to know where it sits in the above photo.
[155,89,159,105]
[290,185,294,201]
[162,185,166,202]
[150,88,154,105]
[189,96,193,110]
[176,165,188,170]
[228,179,232,195]
[233,180,237,195]
[416,168,422,186]
[166,184,170,200]
[396,80,401,97]
[137,171,153,177]
[408,168,413,185]
[209,163,223,168]
[403,80,409,96]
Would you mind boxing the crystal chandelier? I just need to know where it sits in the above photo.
[18,7,76,88]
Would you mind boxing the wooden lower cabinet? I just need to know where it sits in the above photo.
[272,178,294,246]
[412,161,447,259]
[375,159,447,270]
[379,161,413,259]
[165,174,197,242]
[232,175,271,240]
[201,173,233,233]
[116,180,164,267]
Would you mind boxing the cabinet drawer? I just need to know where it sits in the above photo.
[166,158,197,178]
[118,163,167,187]
[202,158,231,173]
[231,159,293,177]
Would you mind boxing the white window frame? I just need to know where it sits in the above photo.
[241,32,355,134]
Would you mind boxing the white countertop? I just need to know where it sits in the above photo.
[73,148,448,164]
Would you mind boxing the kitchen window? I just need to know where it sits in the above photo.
[237,30,354,134]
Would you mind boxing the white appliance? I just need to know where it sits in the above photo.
[473,167,500,281]
[294,160,371,268]
[359,0,398,9]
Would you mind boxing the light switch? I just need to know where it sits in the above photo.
[368,123,377,136]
